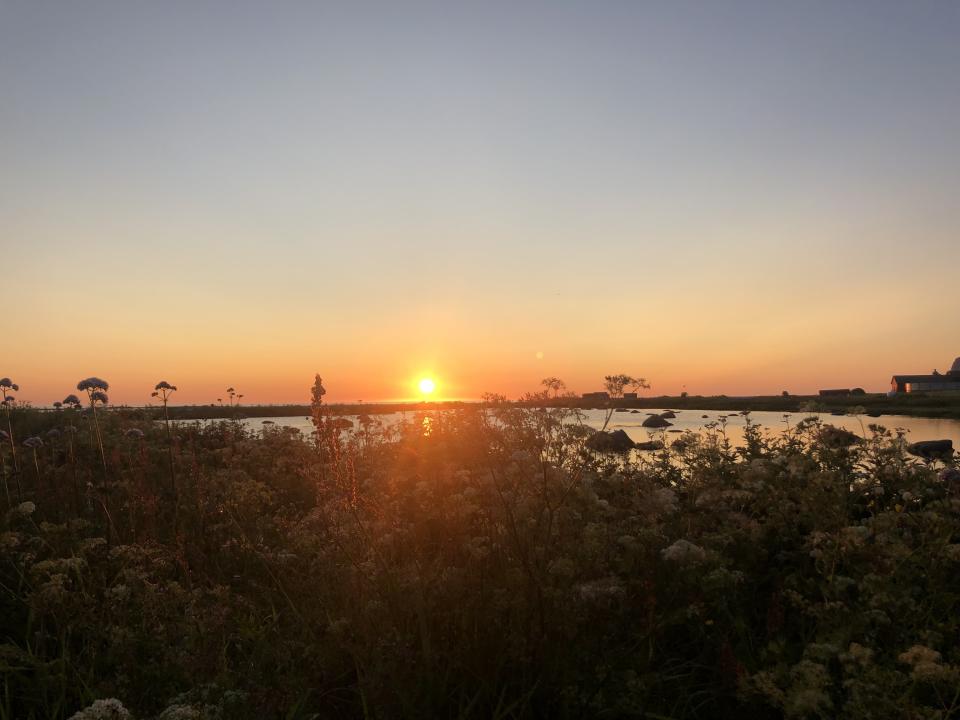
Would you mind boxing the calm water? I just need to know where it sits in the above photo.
[231,408,960,449]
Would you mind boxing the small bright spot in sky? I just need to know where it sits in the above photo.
[419,378,436,394]
[536,351,544,360]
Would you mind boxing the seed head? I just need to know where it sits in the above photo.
[77,377,109,392]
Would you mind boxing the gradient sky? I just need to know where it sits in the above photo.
[2,1,959,405]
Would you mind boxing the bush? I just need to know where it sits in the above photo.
[1,400,959,718]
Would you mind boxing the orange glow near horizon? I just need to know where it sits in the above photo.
[418,378,436,395]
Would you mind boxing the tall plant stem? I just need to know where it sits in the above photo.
[4,410,17,472]
[0,455,9,507]
[90,401,107,471]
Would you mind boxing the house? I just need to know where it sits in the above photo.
[582,392,610,401]
[891,357,960,393]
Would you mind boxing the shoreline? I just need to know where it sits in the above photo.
[99,392,960,421]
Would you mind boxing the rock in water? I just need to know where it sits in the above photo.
[586,429,635,452]
[820,425,860,448]
[642,415,673,428]
[660,411,677,419]
[634,440,664,451]
[907,440,954,460]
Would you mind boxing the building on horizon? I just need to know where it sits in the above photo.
[890,357,960,393]
[582,392,610,401]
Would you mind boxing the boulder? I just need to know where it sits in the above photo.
[907,440,954,461]
[820,425,860,448]
[660,411,677,419]
[642,415,673,428]
[701,414,709,419]
[586,429,635,452]
[634,440,664,451]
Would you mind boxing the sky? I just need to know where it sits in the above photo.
[2,1,959,405]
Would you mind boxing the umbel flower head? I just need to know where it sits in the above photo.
[0,378,13,390]
[77,377,109,392]
[124,428,144,439]
[0,429,8,441]
[63,394,82,407]
[155,381,177,391]
[23,436,44,449]
[90,391,109,405]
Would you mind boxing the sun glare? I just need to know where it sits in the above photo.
[418,377,436,395]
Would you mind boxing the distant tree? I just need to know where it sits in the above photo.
[782,390,790,397]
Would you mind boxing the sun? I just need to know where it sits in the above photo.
[418,377,436,395]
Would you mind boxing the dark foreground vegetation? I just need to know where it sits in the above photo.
[2,376,960,719]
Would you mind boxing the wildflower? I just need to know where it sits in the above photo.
[899,645,941,667]
[576,577,625,603]
[23,436,44,449]
[897,645,956,682]
[67,698,132,720]
[661,539,707,564]
[939,468,960,485]
[0,378,11,389]
[840,642,874,668]
[15,501,35,515]
[63,394,82,407]
[46,428,62,439]
[0,430,7,441]
[157,703,202,720]
[124,428,144,439]
[53,401,62,409]
[155,380,178,391]
[77,377,109,470]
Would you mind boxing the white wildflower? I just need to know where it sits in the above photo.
[661,539,706,564]
[68,698,131,720]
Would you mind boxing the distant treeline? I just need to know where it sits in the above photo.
[120,392,960,421]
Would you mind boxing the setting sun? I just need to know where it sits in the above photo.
[418,378,436,395]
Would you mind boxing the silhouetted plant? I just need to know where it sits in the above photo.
[600,373,650,430]
[152,381,179,504]
[0,429,10,505]
[22,436,43,483]
[77,377,109,470]
[0,377,19,471]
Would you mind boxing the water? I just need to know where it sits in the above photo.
[232,408,960,448]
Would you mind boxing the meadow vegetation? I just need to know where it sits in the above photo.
[1,375,959,719]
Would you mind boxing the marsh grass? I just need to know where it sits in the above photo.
[0,376,958,719]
